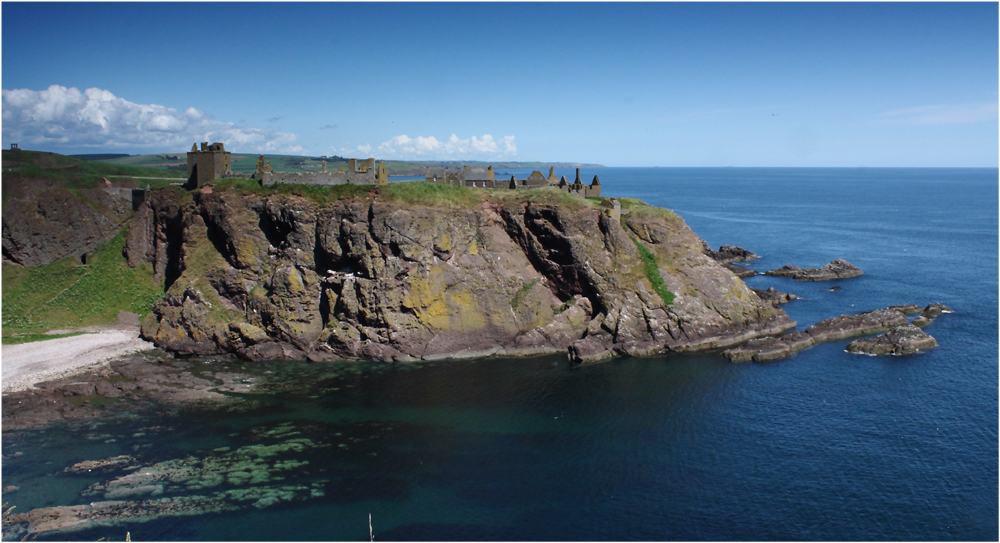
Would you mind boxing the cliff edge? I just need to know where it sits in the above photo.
[128,184,793,363]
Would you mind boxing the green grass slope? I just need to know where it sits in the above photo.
[3,150,186,191]
[2,229,163,341]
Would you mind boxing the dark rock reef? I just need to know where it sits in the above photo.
[750,286,797,306]
[126,187,794,364]
[845,324,938,356]
[764,258,863,281]
[724,303,950,363]
[701,242,758,265]
[1,356,255,432]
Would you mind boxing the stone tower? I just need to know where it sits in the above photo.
[186,142,231,188]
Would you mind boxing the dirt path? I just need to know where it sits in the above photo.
[2,327,153,394]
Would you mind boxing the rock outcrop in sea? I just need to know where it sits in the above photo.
[750,286,797,306]
[845,324,938,356]
[764,259,863,281]
[127,187,794,363]
[701,242,758,265]
[723,303,951,362]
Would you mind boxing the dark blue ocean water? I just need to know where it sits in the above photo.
[3,168,997,541]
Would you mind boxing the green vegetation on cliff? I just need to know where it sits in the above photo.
[618,197,680,222]
[1,229,163,339]
[630,234,675,307]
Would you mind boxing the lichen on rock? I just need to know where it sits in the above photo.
[130,185,794,363]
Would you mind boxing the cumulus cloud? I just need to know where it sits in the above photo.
[374,133,516,160]
[877,102,998,125]
[2,85,302,153]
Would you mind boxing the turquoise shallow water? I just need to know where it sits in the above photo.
[3,168,997,540]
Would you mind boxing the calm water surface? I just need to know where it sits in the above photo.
[3,168,997,540]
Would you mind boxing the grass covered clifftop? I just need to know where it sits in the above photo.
[3,149,186,193]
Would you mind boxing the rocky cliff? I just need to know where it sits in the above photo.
[2,187,132,266]
[128,185,794,363]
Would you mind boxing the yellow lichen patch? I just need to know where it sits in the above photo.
[401,268,487,331]
[402,269,450,330]
[448,289,485,330]
[436,233,452,252]
[235,238,263,268]
[285,267,306,296]
[468,239,478,255]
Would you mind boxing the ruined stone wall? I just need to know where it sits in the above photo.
[102,187,150,211]
[260,160,385,187]
[555,184,600,198]
[346,158,377,184]
[261,171,350,187]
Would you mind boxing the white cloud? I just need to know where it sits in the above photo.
[877,102,998,125]
[2,84,301,153]
[374,133,517,160]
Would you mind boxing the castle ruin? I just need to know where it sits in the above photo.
[186,142,231,188]
[426,165,600,198]
[255,156,388,187]
[184,141,597,199]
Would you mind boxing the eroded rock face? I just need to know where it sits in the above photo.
[131,188,793,363]
[2,188,125,266]
[764,259,863,281]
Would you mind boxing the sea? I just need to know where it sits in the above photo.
[2,168,997,541]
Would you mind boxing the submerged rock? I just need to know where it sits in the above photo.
[764,259,863,281]
[1,356,258,431]
[65,455,137,474]
[4,420,332,538]
[845,324,938,356]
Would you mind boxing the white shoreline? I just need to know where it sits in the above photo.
[2,328,154,394]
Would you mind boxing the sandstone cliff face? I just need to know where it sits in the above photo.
[130,188,793,363]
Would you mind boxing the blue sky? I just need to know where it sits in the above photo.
[2,2,997,166]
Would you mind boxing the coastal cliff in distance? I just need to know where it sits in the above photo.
[128,183,793,363]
